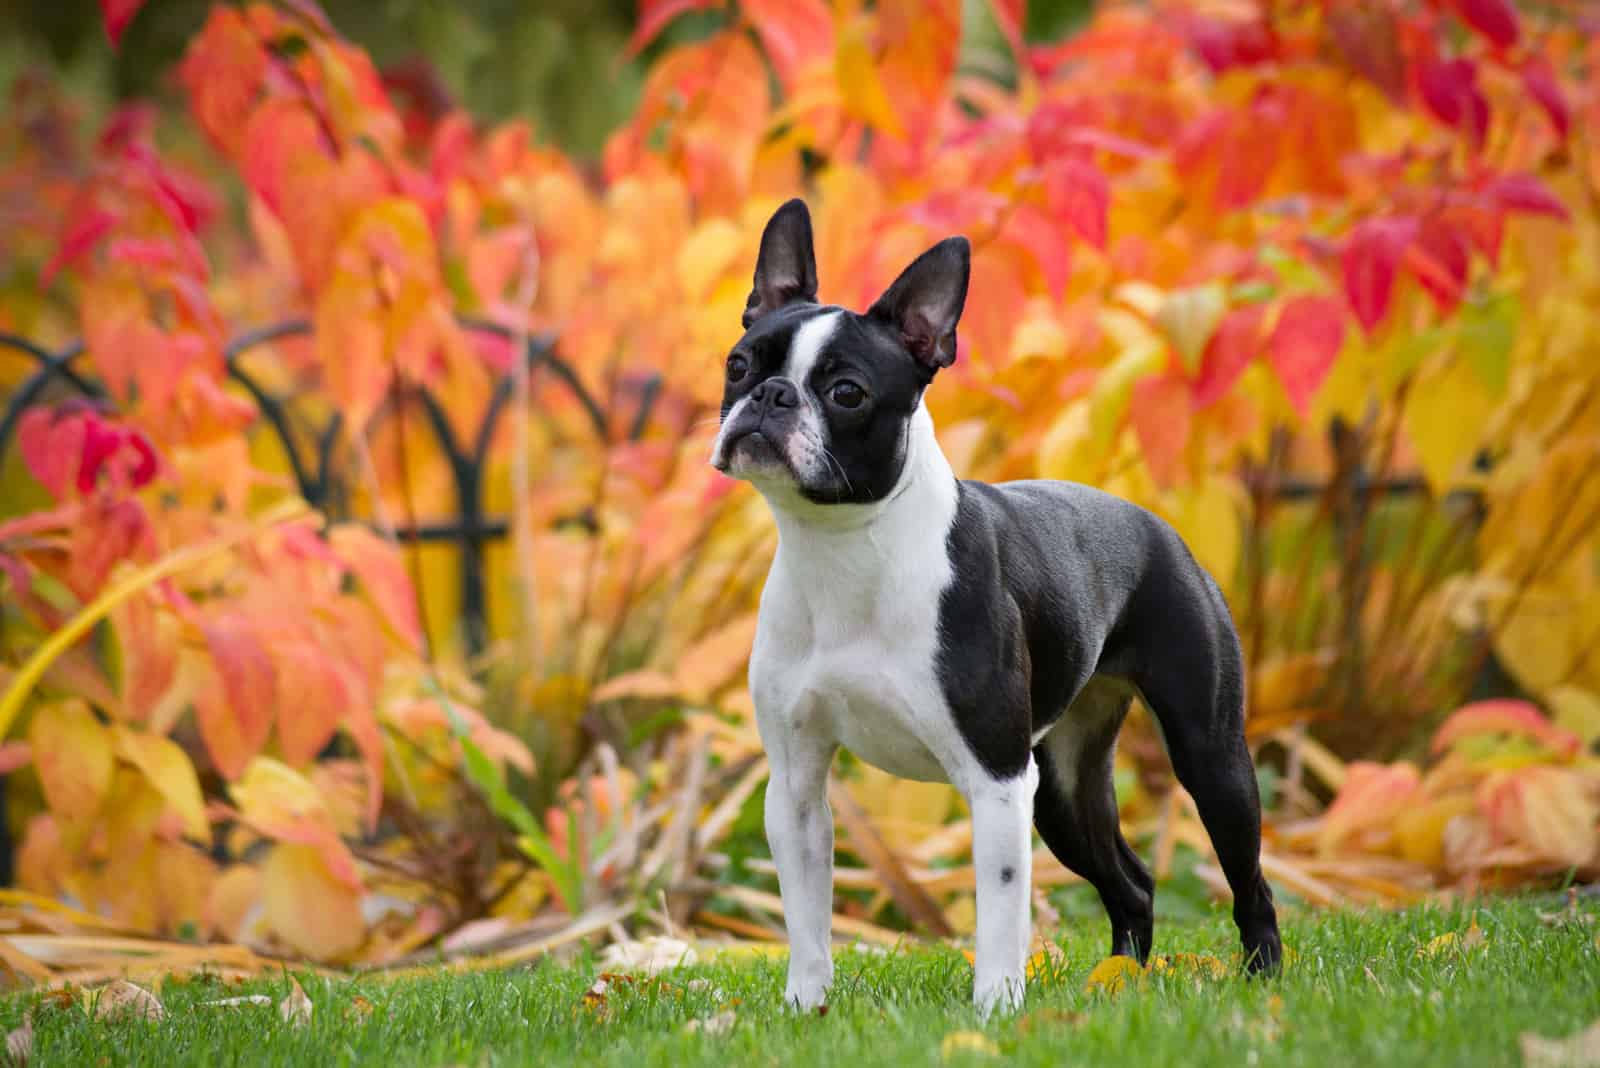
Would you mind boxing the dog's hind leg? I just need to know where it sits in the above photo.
[1033,680,1155,963]
[1133,592,1282,974]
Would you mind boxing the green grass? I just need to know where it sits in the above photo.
[8,897,1597,1067]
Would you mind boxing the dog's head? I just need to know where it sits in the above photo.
[709,199,970,505]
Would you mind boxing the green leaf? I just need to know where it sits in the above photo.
[1455,294,1517,392]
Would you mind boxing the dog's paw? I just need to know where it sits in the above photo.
[973,975,1024,1018]
[783,981,829,1013]
[783,962,832,1013]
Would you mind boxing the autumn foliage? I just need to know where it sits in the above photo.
[0,0,1597,963]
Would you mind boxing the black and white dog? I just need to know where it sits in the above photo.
[711,200,1280,1015]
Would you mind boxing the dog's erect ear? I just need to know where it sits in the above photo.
[866,236,971,372]
[743,199,818,328]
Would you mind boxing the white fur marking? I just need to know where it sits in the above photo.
[784,310,841,384]
[751,401,1034,1013]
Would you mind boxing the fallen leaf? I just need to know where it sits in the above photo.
[1025,936,1066,981]
[346,995,375,1021]
[5,1013,31,1065]
[93,980,165,1022]
[199,996,273,1009]
[1520,1018,1600,1068]
[279,977,313,1028]
[684,1009,737,1035]
[1418,918,1487,959]
[1149,953,1229,981]
[597,936,697,975]
[940,1031,1000,1059]
[1017,1008,1086,1035]
[1084,955,1144,995]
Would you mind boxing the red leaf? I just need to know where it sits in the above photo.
[1129,374,1192,488]
[1341,216,1418,332]
[199,615,277,780]
[626,0,722,57]
[1193,305,1267,408]
[1326,6,1406,102]
[1489,174,1569,220]
[1268,296,1345,417]
[1451,0,1518,48]
[1043,158,1109,250]
[1000,203,1072,298]
[99,0,147,47]
[42,209,117,287]
[741,0,833,88]
[1183,14,1277,73]
[1417,57,1489,148]
[1431,699,1580,759]
[1407,218,1471,313]
[1520,56,1569,138]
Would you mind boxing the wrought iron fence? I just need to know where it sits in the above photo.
[0,318,657,656]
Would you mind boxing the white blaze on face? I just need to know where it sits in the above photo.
[776,310,841,482]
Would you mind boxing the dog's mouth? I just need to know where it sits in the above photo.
[713,428,787,475]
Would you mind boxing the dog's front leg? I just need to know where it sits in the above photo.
[967,758,1039,1016]
[765,729,837,1011]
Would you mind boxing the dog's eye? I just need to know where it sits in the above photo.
[830,381,866,409]
[726,354,750,383]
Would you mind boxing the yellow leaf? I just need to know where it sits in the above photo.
[111,726,211,846]
[1392,792,1476,868]
[1083,955,1144,995]
[29,700,114,823]
[1148,953,1228,981]
[1036,399,1102,484]
[1156,283,1228,373]
[261,843,365,961]
[1164,475,1243,589]
[1417,918,1486,959]
[939,1031,1000,1059]
[835,16,903,137]
[1403,356,1497,492]
[1549,687,1600,748]
[677,219,745,301]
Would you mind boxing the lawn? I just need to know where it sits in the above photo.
[7,896,1596,1067]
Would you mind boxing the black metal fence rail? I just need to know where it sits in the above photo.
[0,318,655,656]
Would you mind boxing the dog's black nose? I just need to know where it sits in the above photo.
[750,377,800,411]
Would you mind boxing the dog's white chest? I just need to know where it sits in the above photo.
[748,416,967,786]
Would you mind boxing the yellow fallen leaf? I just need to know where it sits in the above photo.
[1149,953,1229,981]
[1084,955,1144,995]
[279,977,313,1028]
[1418,918,1487,959]
[93,980,165,1022]
[940,1031,1000,1059]
[1025,936,1066,981]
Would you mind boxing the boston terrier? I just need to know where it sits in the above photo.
[710,199,1281,1015]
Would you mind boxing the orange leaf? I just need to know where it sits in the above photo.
[329,525,422,653]
[272,641,351,767]
[230,757,361,889]
[1129,373,1192,488]
[675,614,760,703]
[593,670,683,703]
[1318,761,1421,854]
[197,613,276,779]
[29,700,114,823]
[1431,700,1582,760]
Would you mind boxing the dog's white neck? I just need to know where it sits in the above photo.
[756,404,957,542]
